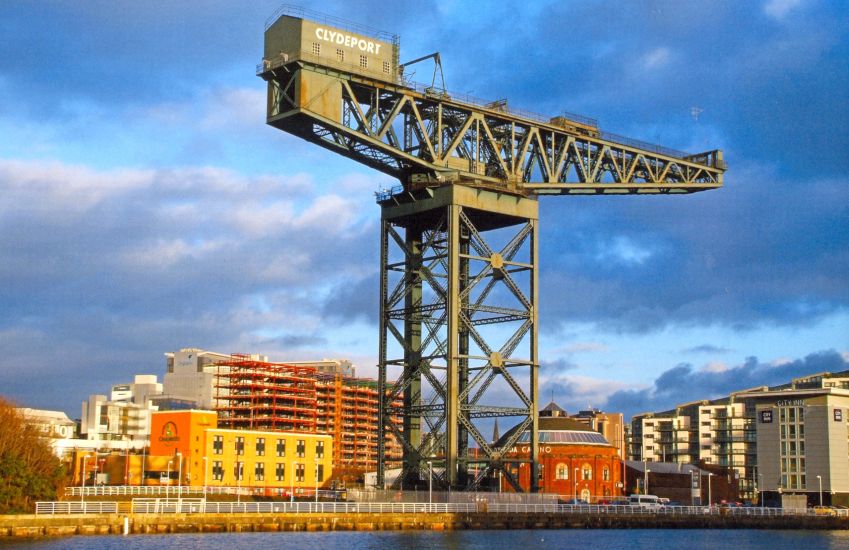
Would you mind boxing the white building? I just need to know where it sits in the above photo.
[80,374,163,448]
[630,369,849,505]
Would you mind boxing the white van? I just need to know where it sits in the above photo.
[628,494,663,509]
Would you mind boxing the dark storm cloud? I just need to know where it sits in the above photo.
[321,274,379,324]
[0,161,376,413]
[605,349,849,419]
[0,0,847,415]
[537,170,849,332]
[541,358,578,373]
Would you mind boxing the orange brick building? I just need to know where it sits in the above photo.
[498,415,623,501]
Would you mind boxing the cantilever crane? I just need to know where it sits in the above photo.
[258,5,724,493]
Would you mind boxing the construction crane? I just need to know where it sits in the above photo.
[258,5,725,493]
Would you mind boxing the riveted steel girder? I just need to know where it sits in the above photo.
[377,185,539,491]
[261,63,725,197]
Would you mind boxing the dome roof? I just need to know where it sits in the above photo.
[496,416,613,447]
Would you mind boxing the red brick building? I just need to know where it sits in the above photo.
[498,414,623,501]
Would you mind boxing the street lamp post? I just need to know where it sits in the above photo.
[237,462,243,504]
[291,462,298,504]
[92,458,100,495]
[574,468,579,501]
[80,455,90,503]
[645,468,651,495]
[202,457,208,502]
[817,475,823,506]
[166,461,172,499]
[707,472,713,508]
[758,473,764,506]
[176,452,182,501]
[315,463,319,504]
[427,461,433,505]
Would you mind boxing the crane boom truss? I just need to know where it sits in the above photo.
[261,60,724,196]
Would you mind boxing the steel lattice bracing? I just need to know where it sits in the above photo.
[261,62,724,197]
[377,185,539,490]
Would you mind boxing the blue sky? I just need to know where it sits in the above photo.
[0,0,847,421]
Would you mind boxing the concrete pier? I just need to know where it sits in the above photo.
[1,511,847,538]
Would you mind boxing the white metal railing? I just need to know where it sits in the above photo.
[35,501,118,515]
[40,496,848,519]
[65,485,345,499]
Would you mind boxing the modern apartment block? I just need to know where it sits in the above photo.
[739,372,849,506]
[629,369,849,504]
[80,374,164,448]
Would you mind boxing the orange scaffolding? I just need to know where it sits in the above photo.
[214,354,402,482]
[214,354,318,433]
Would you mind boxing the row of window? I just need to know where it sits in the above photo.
[780,423,805,440]
[780,457,806,473]
[211,461,324,483]
[310,43,391,74]
[212,436,324,459]
[552,464,610,482]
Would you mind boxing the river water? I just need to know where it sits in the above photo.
[2,530,848,549]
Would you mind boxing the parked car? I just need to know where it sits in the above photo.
[628,494,663,509]
[813,506,837,516]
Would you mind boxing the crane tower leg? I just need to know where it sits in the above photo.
[378,184,539,491]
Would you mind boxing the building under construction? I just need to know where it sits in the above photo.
[213,354,401,483]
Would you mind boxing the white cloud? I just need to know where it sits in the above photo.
[562,342,609,354]
[700,361,728,373]
[641,47,671,69]
[595,236,654,265]
[0,159,152,214]
[764,0,804,19]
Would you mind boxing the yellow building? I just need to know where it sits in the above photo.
[150,410,332,495]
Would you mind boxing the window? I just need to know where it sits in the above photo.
[276,439,285,457]
[316,441,324,459]
[555,464,568,480]
[582,465,592,481]
[602,467,610,482]
[382,61,390,74]
[213,435,223,455]
[275,463,285,482]
[234,461,243,481]
[296,463,305,482]
[312,42,321,56]
[317,464,324,483]
[255,462,265,482]
[359,55,368,69]
[212,460,223,481]
[235,436,244,456]
[256,437,266,456]
[296,439,305,458]
[336,48,344,62]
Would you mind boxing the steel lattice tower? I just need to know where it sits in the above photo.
[258,6,724,491]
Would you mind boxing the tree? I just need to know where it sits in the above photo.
[0,397,66,513]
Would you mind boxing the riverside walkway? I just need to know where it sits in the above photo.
[2,500,847,538]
